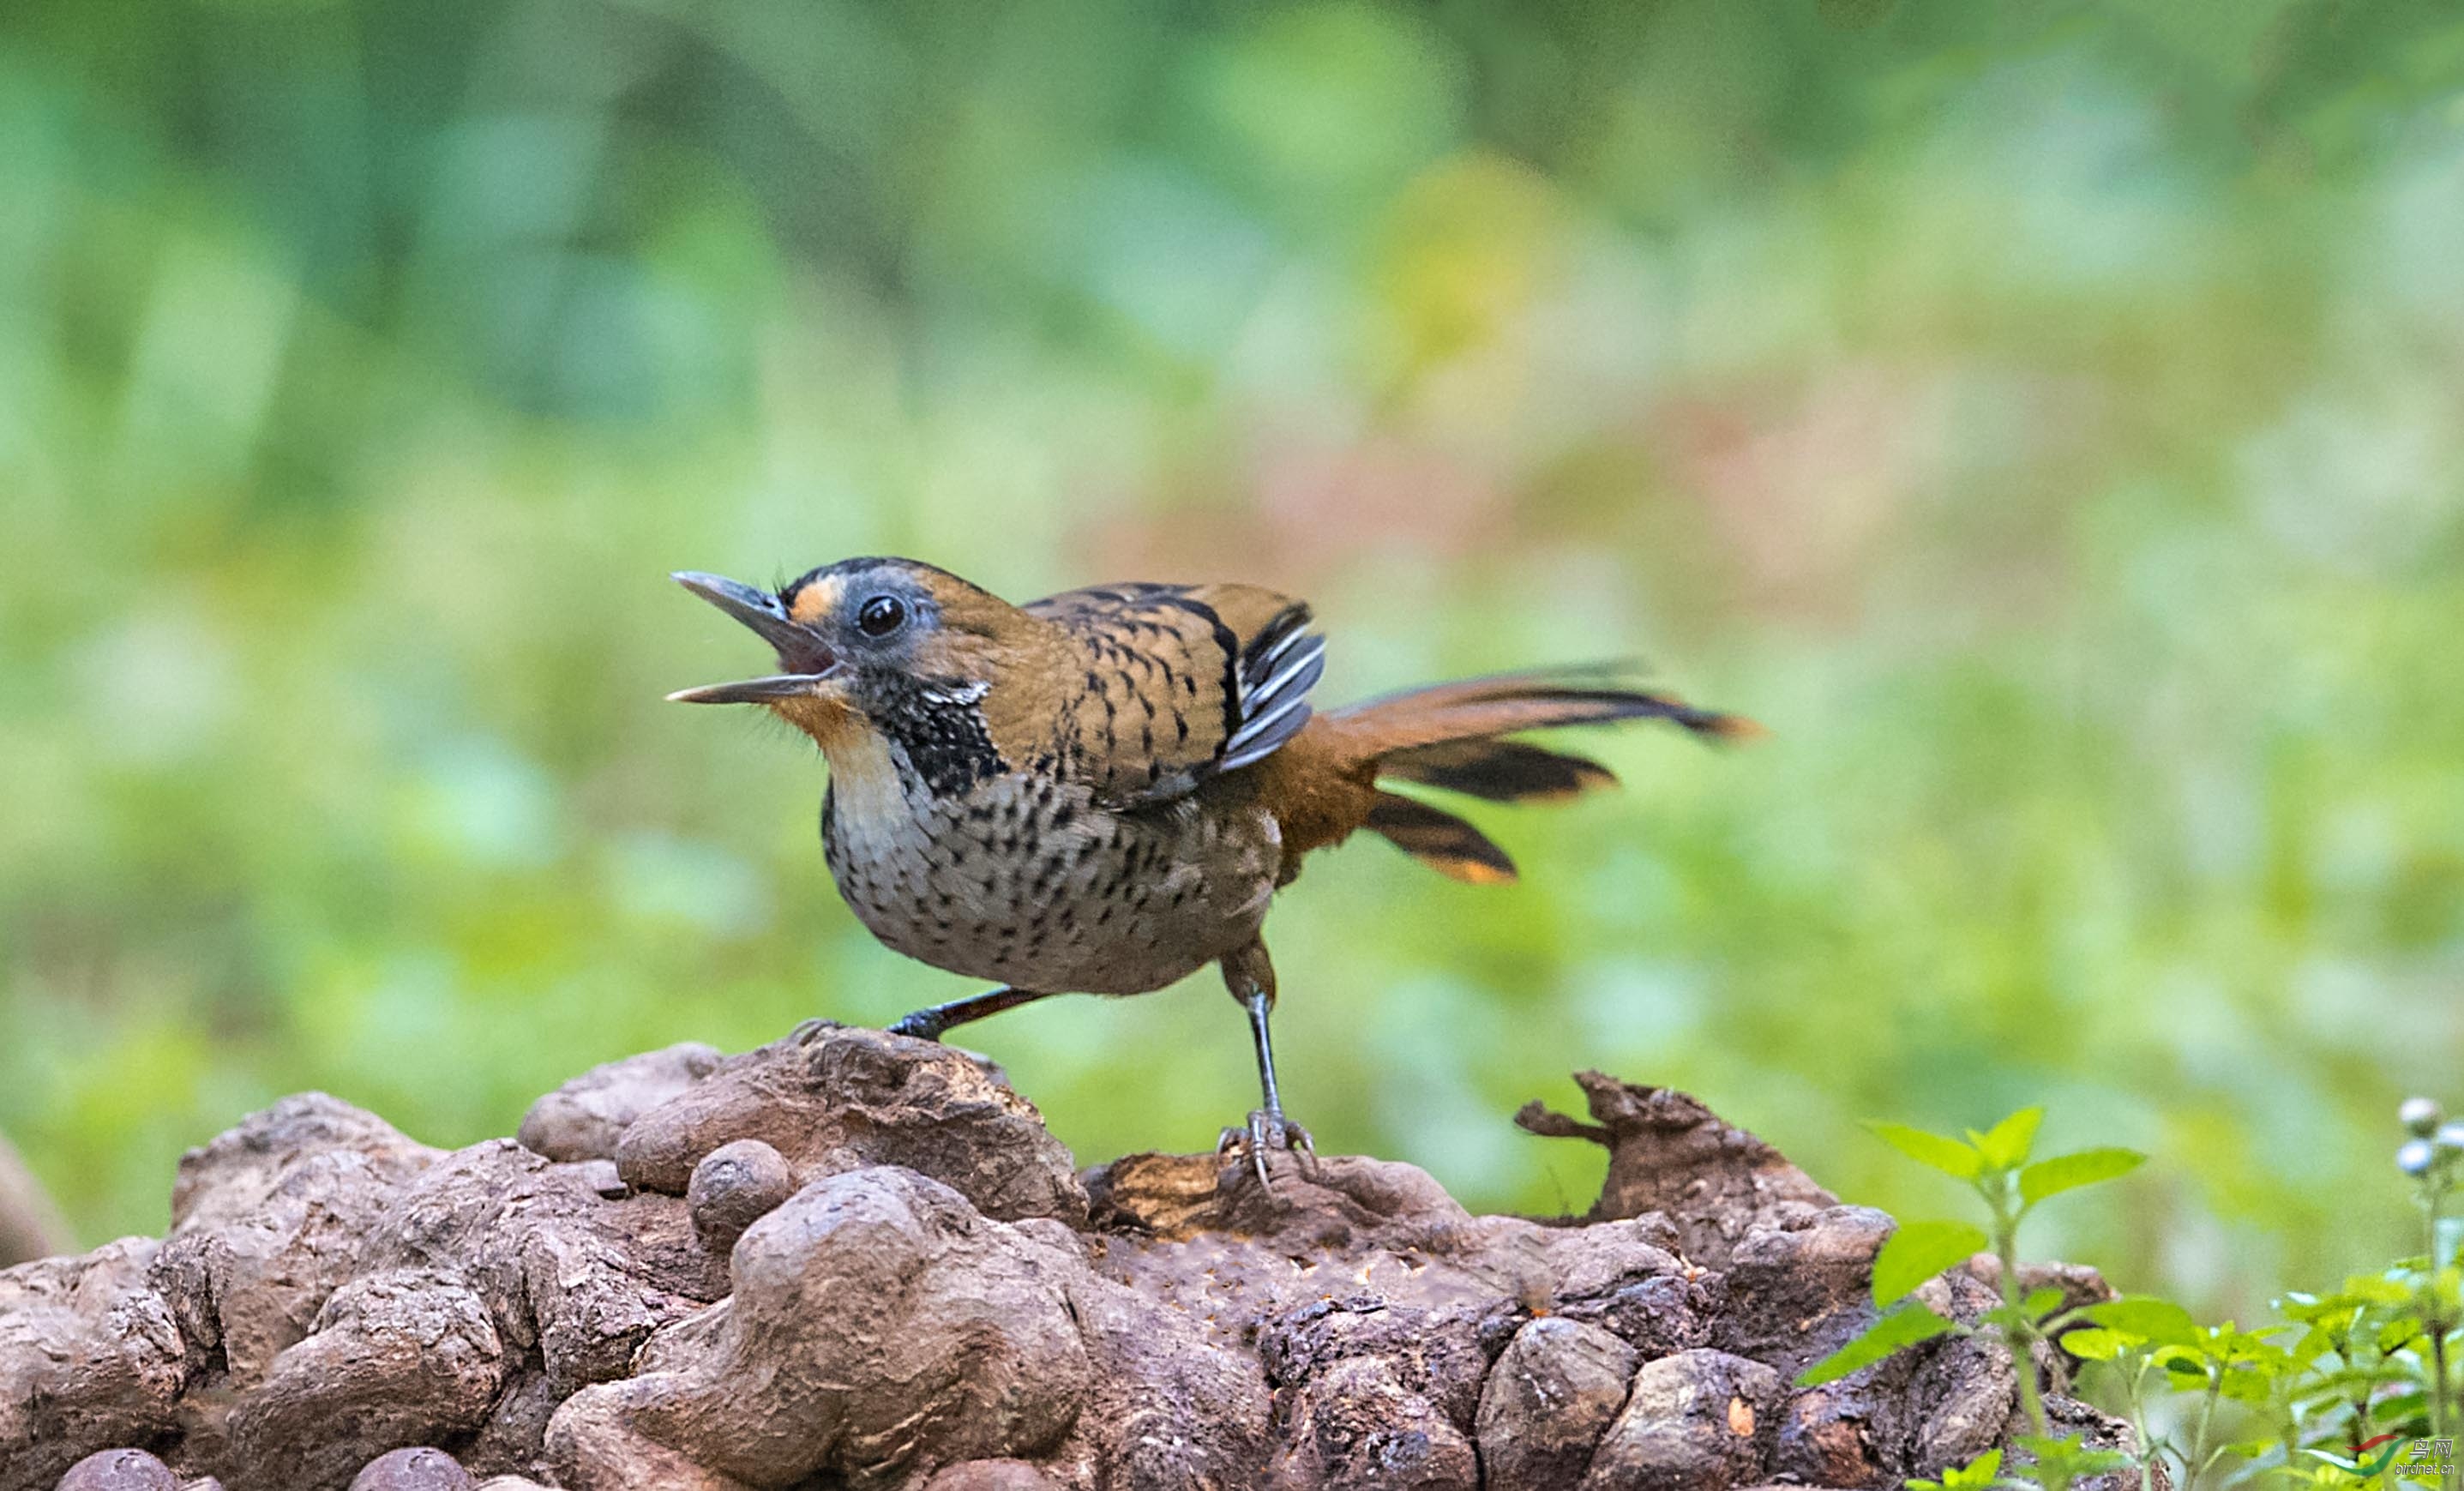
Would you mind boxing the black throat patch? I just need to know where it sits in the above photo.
[868,672,1006,797]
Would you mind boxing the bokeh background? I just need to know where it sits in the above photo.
[4,0,2461,1318]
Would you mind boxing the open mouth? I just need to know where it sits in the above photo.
[665,571,842,703]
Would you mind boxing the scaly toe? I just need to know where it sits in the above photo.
[1267,1115,1318,1178]
[1217,1109,1313,1192]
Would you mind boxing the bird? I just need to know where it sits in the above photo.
[666,558,1756,1182]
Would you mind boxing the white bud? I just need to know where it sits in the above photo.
[2399,1139,2436,1175]
[2434,1121,2464,1157]
[2400,1097,2443,1137]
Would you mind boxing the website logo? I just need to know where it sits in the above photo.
[2351,1433,2455,1483]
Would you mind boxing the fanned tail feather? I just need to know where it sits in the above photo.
[1325,669,1760,879]
[1362,791,1517,883]
[1377,737,1617,802]
[1325,670,1760,754]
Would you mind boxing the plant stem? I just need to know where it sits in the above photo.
[2425,1170,2455,1490]
[2184,1364,2222,1491]
[1992,1186,2047,1437]
[2127,1355,2175,1491]
[2430,1322,2449,1434]
[2429,1325,2455,1491]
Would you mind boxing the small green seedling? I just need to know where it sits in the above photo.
[1909,1446,2004,1490]
[1800,1107,2144,1490]
[1800,1097,2461,1491]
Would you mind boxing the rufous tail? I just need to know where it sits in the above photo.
[1318,671,1760,883]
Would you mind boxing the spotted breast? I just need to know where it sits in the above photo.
[820,716,1283,996]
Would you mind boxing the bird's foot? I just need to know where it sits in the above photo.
[1217,1109,1316,1192]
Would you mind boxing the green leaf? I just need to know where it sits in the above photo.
[1797,1302,1962,1386]
[2219,1362,2281,1405]
[1914,1447,2004,1489]
[2058,1326,2131,1361]
[2082,1296,2203,1348]
[2012,1434,2132,1479]
[2020,1285,2068,1318]
[2018,1147,2145,1206]
[1866,1121,1984,1180]
[2282,1323,2336,1370]
[1872,1220,1989,1305]
[2340,1272,2414,1307]
[1973,1107,2044,1170]
[2370,1388,2427,1424]
[2275,1290,2362,1330]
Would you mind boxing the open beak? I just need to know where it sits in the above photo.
[665,571,842,704]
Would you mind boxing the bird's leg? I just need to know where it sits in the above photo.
[1215,940,1314,1188]
[886,987,1050,1041]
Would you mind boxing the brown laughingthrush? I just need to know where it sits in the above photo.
[667,559,1756,1180]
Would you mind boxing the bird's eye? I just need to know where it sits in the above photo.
[856,594,907,637]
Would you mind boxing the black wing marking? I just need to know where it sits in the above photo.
[1218,603,1324,773]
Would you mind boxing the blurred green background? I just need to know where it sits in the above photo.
[4,0,2461,1319]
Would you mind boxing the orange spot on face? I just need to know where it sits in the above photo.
[787,575,841,626]
[1728,1398,1756,1436]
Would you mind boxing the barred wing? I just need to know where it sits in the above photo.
[1024,581,1326,807]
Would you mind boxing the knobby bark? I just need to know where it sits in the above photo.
[0,1024,2139,1491]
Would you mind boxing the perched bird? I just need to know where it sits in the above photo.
[668,558,1755,1180]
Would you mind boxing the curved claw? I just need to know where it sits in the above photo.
[1218,1109,1317,1192]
